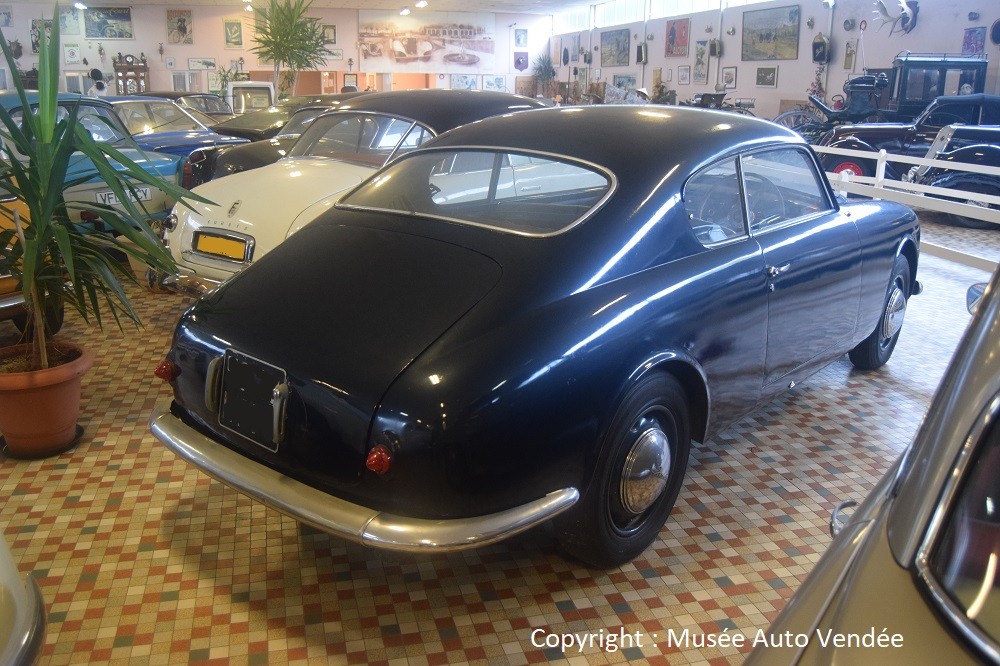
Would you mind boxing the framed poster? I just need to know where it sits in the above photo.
[224,19,243,49]
[344,73,358,88]
[450,74,478,89]
[483,75,506,91]
[323,24,336,44]
[678,65,691,85]
[167,10,192,45]
[665,18,689,57]
[600,28,630,67]
[613,73,636,90]
[188,57,217,70]
[755,65,778,88]
[514,28,528,47]
[64,43,81,64]
[30,19,52,54]
[514,75,534,97]
[0,6,11,28]
[84,7,133,39]
[329,49,344,60]
[165,56,175,69]
[722,66,736,89]
[963,26,986,56]
[60,7,81,35]
[742,5,800,61]
[694,40,709,84]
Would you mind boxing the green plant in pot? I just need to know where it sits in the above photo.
[0,8,196,458]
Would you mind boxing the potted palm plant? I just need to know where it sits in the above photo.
[0,8,195,457]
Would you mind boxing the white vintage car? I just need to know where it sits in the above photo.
[161,89,544,294]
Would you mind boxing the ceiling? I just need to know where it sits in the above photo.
[76,0,576,17]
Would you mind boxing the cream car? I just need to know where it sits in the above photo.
[161,89,545,294]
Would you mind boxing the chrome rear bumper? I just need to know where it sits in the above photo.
[149,409,579,552]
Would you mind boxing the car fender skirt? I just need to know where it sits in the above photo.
[150,409,579,552]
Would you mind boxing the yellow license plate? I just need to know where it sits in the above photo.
[194,233,247,261]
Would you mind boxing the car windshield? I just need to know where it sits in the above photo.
[287,112,432,167]
[116,101,208,134]
[339,149,612,236]
[276,108,324,138]
[182,95,232,116]
[9,102,134,151]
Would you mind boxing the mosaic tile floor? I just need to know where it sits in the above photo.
[1,213,995,665]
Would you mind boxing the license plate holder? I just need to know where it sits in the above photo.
[193,232,249,261]
[95,187,151,206]
[218,349,288,452]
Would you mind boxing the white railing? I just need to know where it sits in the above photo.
[813,145,1000,271]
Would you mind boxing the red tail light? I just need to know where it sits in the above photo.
[154,359,178,383]
[80,210,100,221]
[365,444,393,475]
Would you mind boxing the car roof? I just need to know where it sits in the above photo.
[420,105,802,179]
[139,91,216,100]
[930,93,1000,107]
[331,89,546,132]
[0,90,112,110]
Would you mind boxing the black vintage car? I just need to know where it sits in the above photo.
[816,94,1000,180]
[208,94,356,143]
[151,106,920,567]
[905,124,1000,229]
[183,97,361,189]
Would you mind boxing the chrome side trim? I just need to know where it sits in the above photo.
[0,291,26,316]
[149,409,579,552]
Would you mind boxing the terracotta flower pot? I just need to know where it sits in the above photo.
[0,342,94,458]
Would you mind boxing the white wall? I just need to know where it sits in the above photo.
[0,4,552,95]
[554,0,999,120]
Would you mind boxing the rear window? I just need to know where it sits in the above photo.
[339,149,612,236]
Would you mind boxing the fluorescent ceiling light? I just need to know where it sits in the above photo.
[400,7,411,15]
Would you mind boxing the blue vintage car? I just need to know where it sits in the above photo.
[151,106,921,567]
[108,96,249,157]
[0,91,183,222]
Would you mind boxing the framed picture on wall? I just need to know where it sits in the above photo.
[742,5,800,61]
[224,19,243,49]
[664,18,689,57]
[722,66,737,89]
[344,73,358,88]
[167,10,192,45]
[329,49,344,60]
[483,75,507,91]
[84,7,133,39]
[600,28,630,67]
[755,65,778,88]
[514,28,528,47]
[678,65,691,85]
[323,24,336,44]
[450,74,478,90]
[694,40,709,84]
[188,57,216,70]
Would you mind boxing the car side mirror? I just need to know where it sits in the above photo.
[967,282,988,314]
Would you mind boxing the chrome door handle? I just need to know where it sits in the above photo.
[766,264,790,279]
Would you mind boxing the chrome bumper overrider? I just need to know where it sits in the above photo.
[160,271,224,297]
[149,409,580,552]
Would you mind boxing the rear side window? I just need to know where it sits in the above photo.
[288,113,428,167]
[340,149,611,236]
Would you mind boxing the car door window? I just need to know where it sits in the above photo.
[742,148,832,233]
[683,158,746,245]
[925,414,1000,653]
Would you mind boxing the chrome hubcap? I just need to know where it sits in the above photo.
[882,285,906,340]
[620,427,672,515]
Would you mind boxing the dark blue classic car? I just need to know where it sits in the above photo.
[150,106,921,567]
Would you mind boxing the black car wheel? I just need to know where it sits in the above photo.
[557,373,690,568]
[849,255,910,370]
[944,181,1000,230]
[12,301,66,338]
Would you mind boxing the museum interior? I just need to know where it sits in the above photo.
[1,0,999,663]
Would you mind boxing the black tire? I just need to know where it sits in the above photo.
[12,302,65,337]
[943,181,999,230]
[557,373,690,568]
[849,255,910,370]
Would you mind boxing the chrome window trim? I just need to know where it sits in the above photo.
[336,146,618,238]
[914,391,1000,664]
